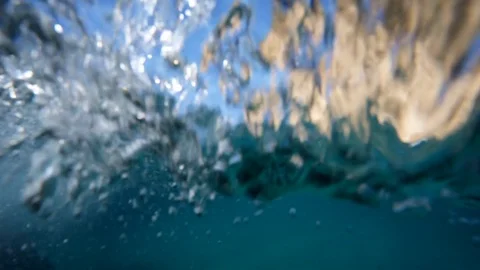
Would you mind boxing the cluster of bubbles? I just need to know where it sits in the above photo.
[0,0,224,217]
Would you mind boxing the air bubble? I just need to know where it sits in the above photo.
[472,235,480,248]
[193,205,204,216]
[168,206,178,215]
[233,216,242,224]
[254,209,264,216]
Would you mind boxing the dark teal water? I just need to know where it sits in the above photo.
[2,187,479,270]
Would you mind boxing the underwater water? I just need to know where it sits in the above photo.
[0,0,480,269]
[3,189,480,270]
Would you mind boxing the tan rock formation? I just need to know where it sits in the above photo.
[203,0,479,169]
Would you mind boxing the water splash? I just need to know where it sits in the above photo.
[0,0,479,217]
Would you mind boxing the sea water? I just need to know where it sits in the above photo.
[0,0,479,269]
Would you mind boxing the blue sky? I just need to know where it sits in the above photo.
[29,0,480,119]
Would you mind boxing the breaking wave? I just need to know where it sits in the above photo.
[0,0,479,218]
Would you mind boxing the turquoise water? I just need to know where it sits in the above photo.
[2,188,480,269]
[63,195,480,270]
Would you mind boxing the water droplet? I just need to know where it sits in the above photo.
[54,24,64,34]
